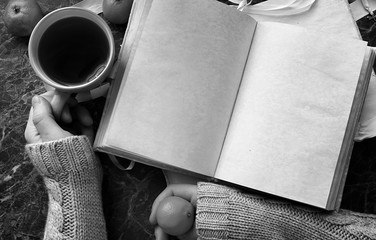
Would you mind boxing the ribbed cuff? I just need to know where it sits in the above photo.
[196,182,237,239]
[25,136,100,178]
[196,182,293,240]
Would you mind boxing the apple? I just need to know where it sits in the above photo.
[3,0,44,37]
[103,0,133,25]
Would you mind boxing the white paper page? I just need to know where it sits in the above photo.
[248,0,376,140]
[216,22,367,208]
[103,0,256,176]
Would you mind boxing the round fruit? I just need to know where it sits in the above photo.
[3,0,44,37]
[156,196,195,236]
[102,0,133,25]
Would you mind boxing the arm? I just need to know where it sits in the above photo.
[26,136,106,240]
[151,183,376,240]
[197,182,376,240]
[24,92,107,240]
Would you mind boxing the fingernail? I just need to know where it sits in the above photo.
[32,95,41,105]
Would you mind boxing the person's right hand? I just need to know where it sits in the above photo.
[149,184,198,240]
[25,91,94,144]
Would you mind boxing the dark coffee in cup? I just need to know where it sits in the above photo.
[38,17,110,86]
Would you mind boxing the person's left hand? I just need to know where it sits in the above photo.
[149,184,198,240]
[25,91,94,144]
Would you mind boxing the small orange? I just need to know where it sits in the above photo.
[156,196,195,236]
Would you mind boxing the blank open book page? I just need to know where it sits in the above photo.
[216,22,368,208]
[103,0,257,176]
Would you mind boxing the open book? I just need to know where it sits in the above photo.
[94,0,375,210]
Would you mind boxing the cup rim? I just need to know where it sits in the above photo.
[28,7,115,93]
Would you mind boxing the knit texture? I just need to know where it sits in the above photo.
[25,136,107,240]
[196,182,376,240]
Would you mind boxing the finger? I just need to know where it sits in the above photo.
[24,107,41,144]
[61,104,72,123]
[40,90,55,101]
[50,91,71,121]
[32,95,69,142]
[177,225,198,240]
[155,226,169,240]
[57,94,78,124]
[69,105,94,142]
[154,224,197,240]
[73,105,93,127]
[157,184,198,205]
[25,91,55,144]
[80,124,95,145]
[150,184,197,225]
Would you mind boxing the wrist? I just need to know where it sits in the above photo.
[195,182,235,239]
[25,135,100,178]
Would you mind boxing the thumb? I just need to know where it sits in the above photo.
[32,95,70,142]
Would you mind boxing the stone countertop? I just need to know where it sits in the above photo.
[0,0,376,239]
[0,1,166,239]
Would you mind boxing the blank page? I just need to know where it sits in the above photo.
[103,0,256,176]
[216,22,367,208]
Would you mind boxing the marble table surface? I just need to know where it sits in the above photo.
[1,0,376,239]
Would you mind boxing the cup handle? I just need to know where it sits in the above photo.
[50,90,71,122]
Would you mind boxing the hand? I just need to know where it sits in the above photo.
[149,184,198,240]
[24,91,94,144]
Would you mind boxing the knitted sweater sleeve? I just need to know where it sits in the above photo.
[196,182,376,240]
[25,136,107,240]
